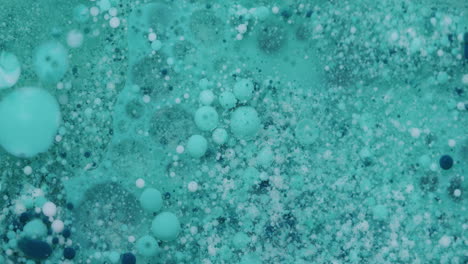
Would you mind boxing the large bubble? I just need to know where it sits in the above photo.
[0,87,61,157]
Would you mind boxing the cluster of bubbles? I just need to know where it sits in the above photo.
[0,0,466,263]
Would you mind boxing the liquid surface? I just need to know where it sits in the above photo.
[0,0,467,263]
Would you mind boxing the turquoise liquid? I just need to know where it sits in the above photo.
[0,0,467,263]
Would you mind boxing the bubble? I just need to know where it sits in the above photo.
[212,128,228,145]
[130,54,174,98]
[151,212,181,241]
[33,41,69,83]
[233,79,254,102]
[0,87,61,157]
[18,239,52,260]
[219,91,237,110]
[51,219,64,233]
[125,99,145,119]
[23,219,48,239]
[194,106,219,131]
[73,4,89,23]
[139,188,163,213]
[186,134,208,158]
[257,20,287,54]
[63,247,76,260]
[257,146,274,168]
[66,30,84,48]
[149,106,195,146]
[42,201,57,217]
[0,51,21,89]
[294,119,319,145]
[233,232,250,249]
[136,235,159,257]
[230,107,261,140]
[199,89,215,105]
[439,155,454,170]
[121,253,136,264]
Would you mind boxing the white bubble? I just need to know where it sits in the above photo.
[135,178,145,188]
[67,30,84,48]
[0,51,21,90]
[42,202,57,217]
[23,166,33,175]
[438,235,451,247]
[109,17,120,28]
[176,145,184,154]
[51,219,64,233]
[188,181,198,192]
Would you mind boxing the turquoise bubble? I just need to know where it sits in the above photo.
[295,119,319,145]
[23,219,48,239]
[0,51,21,89]
[194,106,218,131]
[151,212,181,241]
[230,107,261,140]
[232,232,250,249]
[243,167,260,185]
[0,87,61,157]
[233,78,254,101]
[257,146,274,168]
[73,4,90,23]
[34,41,69,83]
[212,128,228,145]
[219,91,237,110]
[186,134,208,158]
[139,188,163,213]
[136,235,159,257]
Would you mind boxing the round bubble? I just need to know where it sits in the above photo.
[257,20,287,54]
[230,107,261,140]
[194,106,218,131]
[186,134,208,158]
[0,51,21,89]
[151,211,181,241]
[0,87,61,157]
[233,79,254,101]
[34,41,69,83]
[149,106,196,146]
[219,91,237,110]
[23,219,48,239]
[139,188,163,213]
[212,128,228,145]
[136,235,159,257]
[73,4,90,23]
[295,119,319,145]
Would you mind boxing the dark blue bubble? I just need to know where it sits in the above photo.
[66,202,74,210]
[63,247,76,260]
[63,228,71,238]
[19,212,31,223]
[18,239,52,260]
[439,155,454,170]
[121,252,136,264]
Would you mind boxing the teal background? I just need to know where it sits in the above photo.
[0,0,467,263]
